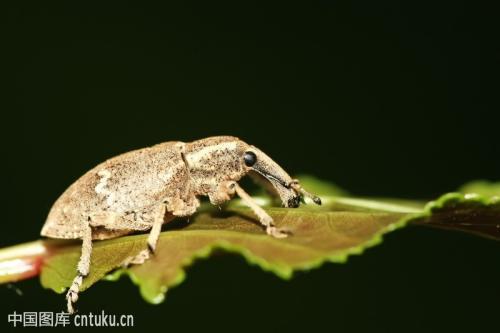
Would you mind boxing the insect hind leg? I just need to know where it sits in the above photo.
[66,223,92,314]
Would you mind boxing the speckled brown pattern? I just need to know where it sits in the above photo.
[41,136,321,313]
[42,136,313,240]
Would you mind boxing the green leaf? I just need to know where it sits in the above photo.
[39,179,500,305]
[410,192,500,240]
[459,180,500,197]
[293,174,349,196]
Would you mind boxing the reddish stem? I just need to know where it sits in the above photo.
[0,240,75,284]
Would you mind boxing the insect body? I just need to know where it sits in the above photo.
[41,136,321,313]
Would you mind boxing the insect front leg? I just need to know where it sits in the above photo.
[66,223,92,314]
[217,181,289,238]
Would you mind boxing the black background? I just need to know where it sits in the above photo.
[2,1,499,332]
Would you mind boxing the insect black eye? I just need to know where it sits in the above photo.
[244,151,257,167]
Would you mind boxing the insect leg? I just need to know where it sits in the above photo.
[230,182,289,238]
[122,205,170,266]
[145,206,167,253]
[66,223,92,314]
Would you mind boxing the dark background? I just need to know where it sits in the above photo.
[2,1,498,332]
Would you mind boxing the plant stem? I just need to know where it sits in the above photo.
[0,240,75,284]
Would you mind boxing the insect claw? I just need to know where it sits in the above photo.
[147,243,155,254]
[312,196,322,205]
[266,226,291,238]
[291,182,322,206]
[66,289,78,314]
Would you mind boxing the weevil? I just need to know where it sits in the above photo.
[41,136,321,313]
